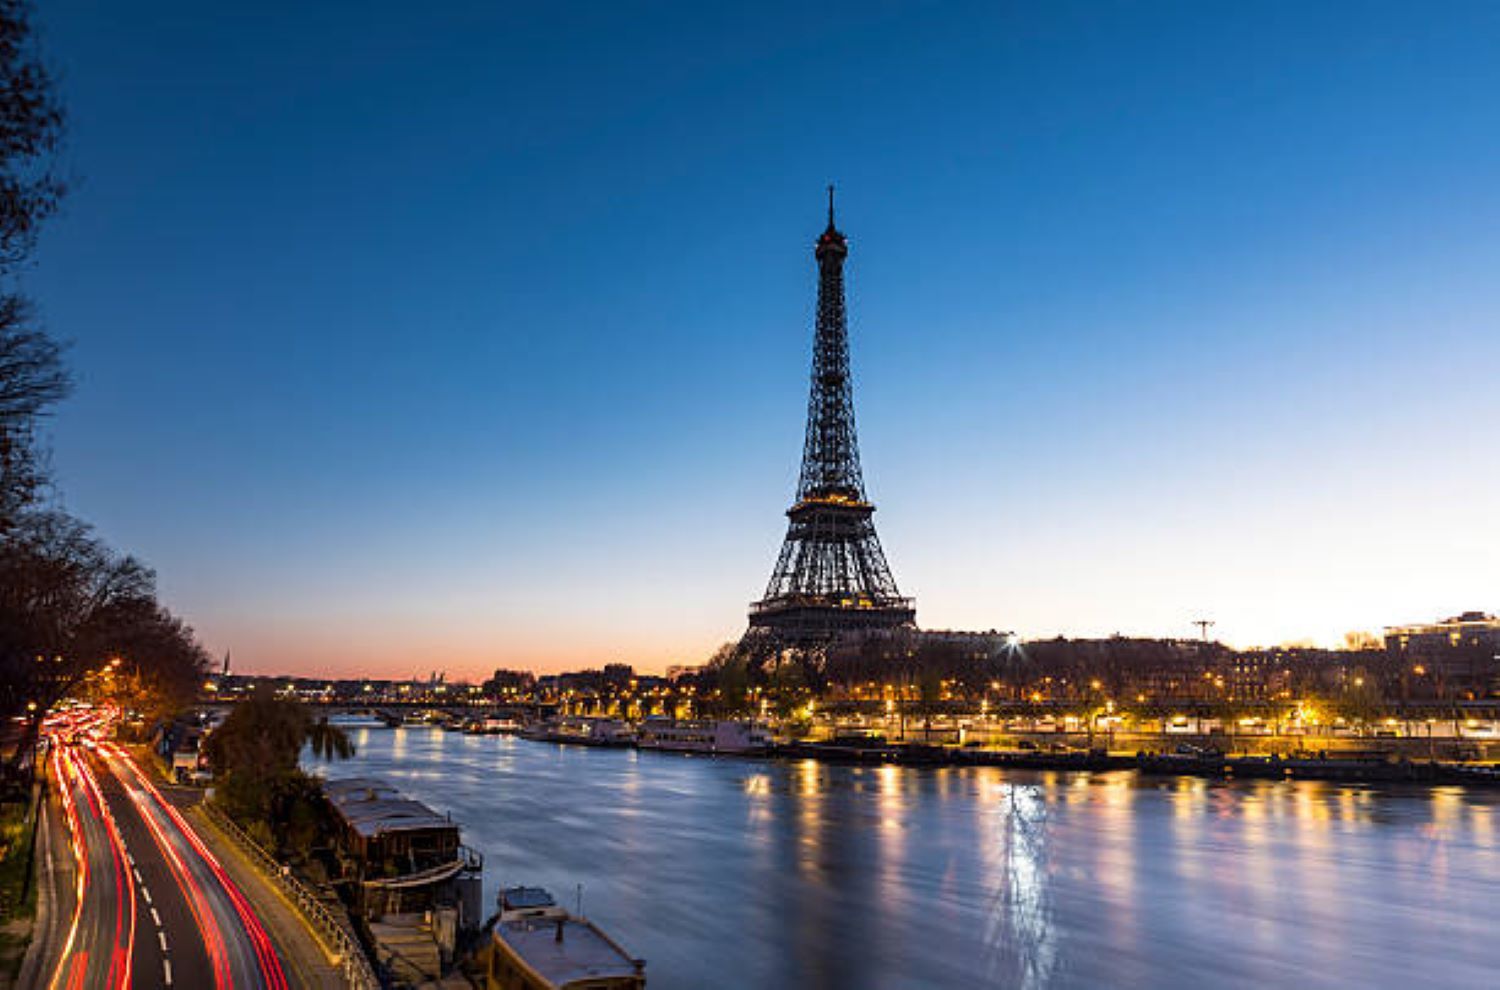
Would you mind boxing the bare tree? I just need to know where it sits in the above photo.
[0,0,68,530]
[0,0,64,270]
[0,511,153,775]
[0,310,67,529]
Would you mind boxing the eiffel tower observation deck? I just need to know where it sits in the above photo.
[746,190,916,649]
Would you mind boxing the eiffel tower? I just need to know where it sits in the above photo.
[744,189,915,651]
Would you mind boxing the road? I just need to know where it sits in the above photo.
[33,742,290,990]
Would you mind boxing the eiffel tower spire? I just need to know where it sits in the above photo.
[745,194,915,648]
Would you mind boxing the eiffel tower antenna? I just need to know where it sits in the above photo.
[743,193,915,650]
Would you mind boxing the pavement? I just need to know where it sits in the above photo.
[186,804,348,989]
[14,778,68,990]
[20,742,296,989]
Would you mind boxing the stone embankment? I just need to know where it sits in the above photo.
[771,739,1500,785]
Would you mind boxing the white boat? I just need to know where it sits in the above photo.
[636,719,771,755]
[466,716,522,735]
[479,886,645,990]
[520,717,635,747]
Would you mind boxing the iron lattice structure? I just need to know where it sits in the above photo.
[745,191,915,649]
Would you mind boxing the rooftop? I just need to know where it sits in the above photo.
[1388,612,1500,633]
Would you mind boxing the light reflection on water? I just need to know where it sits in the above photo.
[309,726,1499,989]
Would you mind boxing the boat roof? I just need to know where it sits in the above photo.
[496,917,641,987]
[324,777,455,837]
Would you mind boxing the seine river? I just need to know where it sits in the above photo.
[308,725,1499,989]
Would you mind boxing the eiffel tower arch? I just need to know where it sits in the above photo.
[741,190,915,669]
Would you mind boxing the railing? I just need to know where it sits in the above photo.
[748,593,916,616]
[200,800,381,990]
[364,857,465,890]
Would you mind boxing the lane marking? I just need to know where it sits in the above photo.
[151,906,162,927]
[159,931,168,953]
[163,957,173,985]
[142,885,152,905]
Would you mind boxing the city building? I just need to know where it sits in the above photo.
[1385,611,1500,699]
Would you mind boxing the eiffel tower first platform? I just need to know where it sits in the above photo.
[744,190,916,651]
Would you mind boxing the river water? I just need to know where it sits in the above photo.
[307,725,1499,989]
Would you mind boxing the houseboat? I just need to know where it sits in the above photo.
[636,719,771,755]
[480,886,645,990]
[323,777,484,982]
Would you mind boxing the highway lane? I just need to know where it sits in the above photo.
[46,744,136,989]
[40,742,290,990]
[94,749,218,990]
[103,744,288,988]
[18,769,78,990]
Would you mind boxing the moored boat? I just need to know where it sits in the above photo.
[466,715,522,735]
[636,718,771,755]
[519,717,635,747]
[479,886,645,989]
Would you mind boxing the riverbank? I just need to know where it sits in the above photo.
[514,732,1500,786]
[765,739,1500,785]
[336,711,1500,787]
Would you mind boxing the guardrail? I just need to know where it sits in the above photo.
[200,800,381,990]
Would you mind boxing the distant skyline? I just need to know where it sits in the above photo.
[32,2,1500,679]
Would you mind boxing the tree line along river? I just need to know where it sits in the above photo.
[307,723,1500,990]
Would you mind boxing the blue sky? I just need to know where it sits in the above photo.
[31,1,1500,677]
